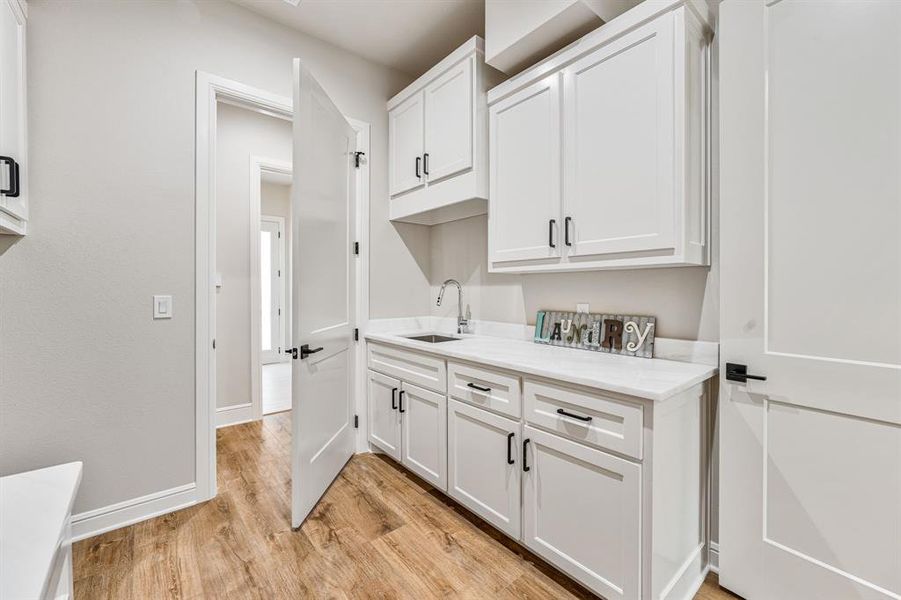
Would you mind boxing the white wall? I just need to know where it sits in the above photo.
[429,215,719,341]
[0,0,420,515]
[215,105,291,410]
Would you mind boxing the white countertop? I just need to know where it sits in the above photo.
[365,330,717,401]
[1,462,82,600]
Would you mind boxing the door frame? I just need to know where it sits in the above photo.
[258,214,286,367]
[195,71,370,503]
[251,157,292,422]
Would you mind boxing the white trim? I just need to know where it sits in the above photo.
[71,483,197,542]
[196,71,371,503]
[659,542,707,600]
[708,541,719,573]
[350,119,371,453]
[251,157,293,423]
[216,402,255,428]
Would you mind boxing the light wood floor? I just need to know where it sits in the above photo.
[74,412,740,599]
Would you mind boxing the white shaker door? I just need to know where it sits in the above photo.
[423,56,473,183]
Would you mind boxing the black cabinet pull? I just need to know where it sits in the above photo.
[0,157,19,198]
[299,344,323,359]
[548,219,556,248]
[467,382,491,393]
[423,153,429,176]
[399,390,406,413]
[506,432,515,465]
[564,216,572,246]
[556,408,592,422]
[522,438,531,472]
[415,156,421,179]
[391,387,398,410]
[725,362,767,383]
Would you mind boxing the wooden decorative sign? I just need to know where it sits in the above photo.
[533,310,656,358]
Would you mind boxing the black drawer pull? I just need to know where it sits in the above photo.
[506,432,515,465]
[391,387,398,410]
[415,156,421,179]
[564,216,572,247]
[0,156,19,198]
[423,152,429,176]
[557,408,592,422]
[398,390,406,413]
[548,219,556,248]
[467,382,491,393]
[522,438,531,472]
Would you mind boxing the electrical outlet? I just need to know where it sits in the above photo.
[576,303,590,314]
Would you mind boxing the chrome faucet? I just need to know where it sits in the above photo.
[437,278,469,334]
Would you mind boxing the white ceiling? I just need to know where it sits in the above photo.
[231,0,486,77]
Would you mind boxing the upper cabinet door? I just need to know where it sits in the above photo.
[489,74,562,264]
[389,91,424,197]
[0,0,27,226]
[562,13,675,258]
[423,57,474,183]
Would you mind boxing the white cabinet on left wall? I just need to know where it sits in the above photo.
[0,0,27,235]
[387,36,503,226]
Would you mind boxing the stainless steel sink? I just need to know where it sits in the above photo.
[404,334,460,343]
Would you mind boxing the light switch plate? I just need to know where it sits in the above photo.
[153,295,173,319]
[576,303,590,313]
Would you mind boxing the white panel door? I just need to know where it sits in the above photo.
[423,56,473,183]
[0,0,26,222]
[719,3,901,599]
[367,370,401,461]
[291,59,357,528]
[260,217,283,365]
[522,426,641,600]
[389,91,424,196]
[400,382,447,491]
[489,74,562,264]
[562,13,675,258]
[447,399,521,539]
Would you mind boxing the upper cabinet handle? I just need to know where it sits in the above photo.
[549,219,556,248]
[564,216,572,247]
[415,156,421,179]
[0,157,19,198]
[423,153,429,176]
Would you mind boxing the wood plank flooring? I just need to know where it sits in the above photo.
[73,412,741,599]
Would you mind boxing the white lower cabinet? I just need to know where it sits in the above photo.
[367,370,402,461]
[447,399,521,538]
[522,425,641,600]
[400,382,447,491]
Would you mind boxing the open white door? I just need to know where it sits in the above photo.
[290,59,357,528]
[720,2,901,599]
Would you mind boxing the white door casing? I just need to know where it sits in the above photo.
[260,217,283,365]
[719,2,901,599]
[423,56,474,184]
[291,59,357,528]
[488,74,563,265]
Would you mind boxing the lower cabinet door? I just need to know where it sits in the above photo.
[522,425,641,600]
[447,399,521,538]
[400,382,447,491]
[367,370,402,461]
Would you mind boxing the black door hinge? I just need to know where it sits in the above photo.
[354,414,359,429]
[353,328,359,341]
[354,241,360,255]
[354,151,365,168]
[278,231,281,238]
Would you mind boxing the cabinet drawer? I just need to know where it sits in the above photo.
[368,342,446,394]
[448,361,521,419]
[524,380,643,460]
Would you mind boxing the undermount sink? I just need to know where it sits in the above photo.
[404,334,460,343]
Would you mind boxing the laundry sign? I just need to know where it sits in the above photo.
[533,310,656,358]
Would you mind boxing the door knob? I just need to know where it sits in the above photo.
[725,362,767,383]
[299,344,324,359]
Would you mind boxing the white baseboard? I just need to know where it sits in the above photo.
[72,482,197,542]
[708,541,719,574]
[660,543,707,600]
[216,402,254,428]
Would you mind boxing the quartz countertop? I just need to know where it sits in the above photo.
[1,462,82,600]
[365,330,717,401]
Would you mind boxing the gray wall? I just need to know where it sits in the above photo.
[0,0,419,514]
[215,105,291,410]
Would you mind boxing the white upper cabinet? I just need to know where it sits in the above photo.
[0,0,27,235]
[488,1,710,272]
[389,92,425,197]
[388,37,504,226]
[489,74,563,265]
[423,57,473,183]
